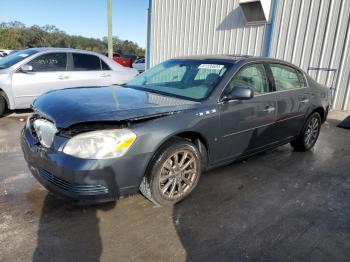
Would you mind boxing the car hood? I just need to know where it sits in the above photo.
[33,86,199,129]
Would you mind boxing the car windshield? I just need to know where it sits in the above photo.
[136,58,145,63]
[126,60,231,101]
[0,49,38,69]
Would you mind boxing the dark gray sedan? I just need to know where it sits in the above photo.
[21,56,331,206]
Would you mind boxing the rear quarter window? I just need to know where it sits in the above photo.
[101,59,111,70]
[296,70,307,87]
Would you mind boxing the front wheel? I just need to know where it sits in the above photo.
[140,138,202,206]
[291,112,321,151]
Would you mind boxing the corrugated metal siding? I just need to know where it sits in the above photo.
[149,0,267,65]
[270,0,350,110]
[150,0,350,110]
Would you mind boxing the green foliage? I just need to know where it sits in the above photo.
[0,21,145,56]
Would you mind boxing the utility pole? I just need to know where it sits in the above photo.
[107,0,113,58]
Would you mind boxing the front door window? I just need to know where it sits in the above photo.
[27,53,67,72]
[227,63,269,96]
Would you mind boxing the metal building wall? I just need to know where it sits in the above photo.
[270,0,350,110]
[149,0,267,65]
[149,0,350,110]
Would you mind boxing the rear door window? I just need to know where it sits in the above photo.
[28,53,67,72]
[72,53,101,71]
[270,64,303,91]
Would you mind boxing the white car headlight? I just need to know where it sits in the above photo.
[62,129,136,159]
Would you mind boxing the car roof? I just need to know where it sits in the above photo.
[172,54,250,63]
[170,55,307,74]
[171,55,299,67]
[26,47,100,55]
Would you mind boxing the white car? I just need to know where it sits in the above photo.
[0,48,139,116]
[0,50,14,56]
[132,58,145,73]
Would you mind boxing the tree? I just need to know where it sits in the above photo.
[0,22,145,56]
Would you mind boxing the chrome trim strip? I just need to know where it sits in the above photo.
[276,114,304,123]
[273,86,309,94]
[15,95,38,98]
[223,122,275,138]
[217,87,310,105]
[222,114,304,138]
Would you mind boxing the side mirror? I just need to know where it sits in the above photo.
[20,65,33,73]
[222,86,254,102]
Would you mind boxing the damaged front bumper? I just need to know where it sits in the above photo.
[20,122,153,204]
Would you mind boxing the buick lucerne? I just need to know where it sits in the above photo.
[21,56,331,206]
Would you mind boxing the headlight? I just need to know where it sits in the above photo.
[33,119,58,148]
[62,129,136,159]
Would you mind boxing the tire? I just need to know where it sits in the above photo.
[0,96,6,117]
[140,138,202,206]
[290,112,321,151]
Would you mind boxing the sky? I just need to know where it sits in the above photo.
[1,0,149,48]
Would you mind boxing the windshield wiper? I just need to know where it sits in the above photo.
[142,88,165,96]
[126,85,196,101]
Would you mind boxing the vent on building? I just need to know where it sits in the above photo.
[239,0,272,24]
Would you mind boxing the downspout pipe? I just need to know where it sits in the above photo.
[146,0,152,70]
[263,0,279,57]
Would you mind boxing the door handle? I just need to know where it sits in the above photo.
[263,106,275,113]
[102,73,111,77]
[299,98,310,103]
[58,75,69,80]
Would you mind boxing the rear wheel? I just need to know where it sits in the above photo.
[0,96,6,117]
[140,138,202,206]
[291,112,321,151]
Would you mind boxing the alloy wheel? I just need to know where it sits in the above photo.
[158,150,198,200]
[304,117,319,147]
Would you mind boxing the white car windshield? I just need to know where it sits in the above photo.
[0,49,38,69]
[126,60,231,101]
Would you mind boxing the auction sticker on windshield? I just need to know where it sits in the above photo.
[198,64,224,70]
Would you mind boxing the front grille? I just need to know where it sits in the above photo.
[38,168,109,195]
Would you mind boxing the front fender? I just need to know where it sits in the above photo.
[0,72,15,109]
[127,106,220,181]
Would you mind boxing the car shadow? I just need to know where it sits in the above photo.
[2,109,32,118]
[32,194,115,262]
[171,155,286,261]
[171,142,350,261]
